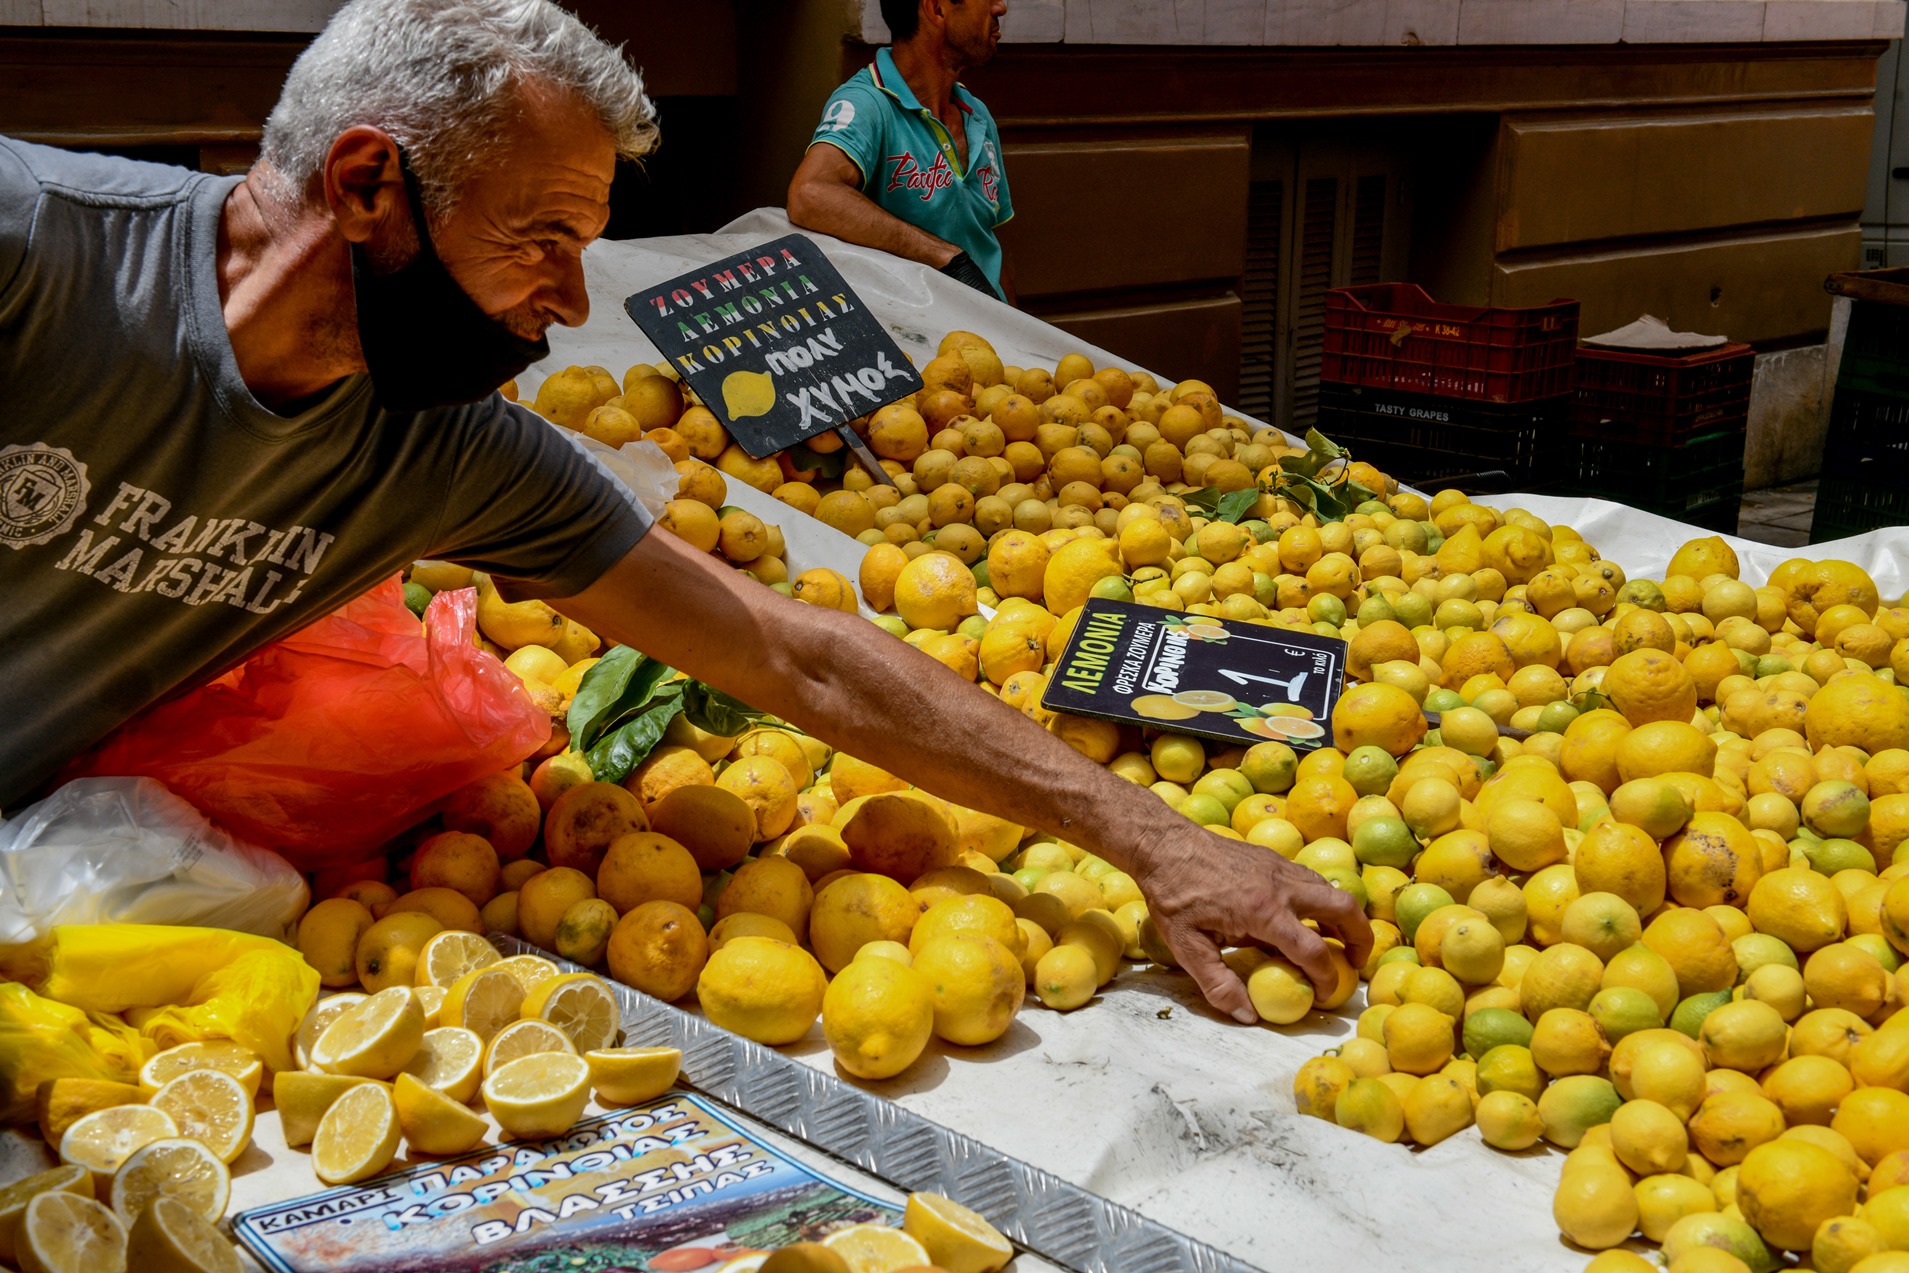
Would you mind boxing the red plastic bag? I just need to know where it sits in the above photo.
[64,578,550,869]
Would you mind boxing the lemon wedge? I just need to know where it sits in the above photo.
[393,1073,489,1157]
[415,931,500,989]
[148,1070,253,1165]
[125,1196,241,1273]
[901,1192,1013,1273]
[481,1053,590,1139]
[399,1027,485,1104]
[311,986,425,1079]
[137,1042,261,1100]
[108,1138,229,1227]
[59,1106,177,1191]
[15,1192,125,1273]
[584,1047,682,1107]
[523,973,620,1052]
[311,1083,401,1186]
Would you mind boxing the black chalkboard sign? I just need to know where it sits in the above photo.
[622,234,924,459]
[1040,600,1349,751]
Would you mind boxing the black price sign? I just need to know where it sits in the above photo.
[622,234,923,460]
[1040,600,1349,751]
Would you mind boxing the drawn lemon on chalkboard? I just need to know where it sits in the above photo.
[1261,703,1316,719]
[721,369,776,419]
[1183,624,1230,642]
[1267,718,1327,740]
[1131,695,1200,721]
[1172,689,1237,712]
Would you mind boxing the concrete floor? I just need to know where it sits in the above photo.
[1736,479,1818,548]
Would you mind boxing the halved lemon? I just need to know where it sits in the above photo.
[522,973,619,1052]
[311,986,426,1079]
[108,1138,229,1227]
[398,1027,485,1104]
[294,994,365,1070]
[483,1019,575,1077]
[584,1047,682,1107]
[148,1070,253,1165]
[415,931,500,989]
[59,1106,178,1189]
[392,1073,489,1158]
[0,1165,91,1267]
[1171,689,1236,710]
[413,984,447,1029]
[819,1224,932,1273]
[440,967,525,1044]
[137,1042,261,1100]
[491,954,561,998]
[125,1195,241,1273]
[480,1053,591,1139]
[272,1071,376,1149]
[902,1192,1013,1273]
[311,1083,400,1186]
[15,1192,125,1273]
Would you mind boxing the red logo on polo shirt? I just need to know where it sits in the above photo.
[886,151,954,202]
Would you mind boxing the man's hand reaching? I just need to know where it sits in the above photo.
[1130,825,1375,1025]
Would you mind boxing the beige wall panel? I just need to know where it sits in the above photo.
[1031,294,1245,401]
[1492,224,1860,343]
[1497,108,1874,251]
[998,135,1250,298]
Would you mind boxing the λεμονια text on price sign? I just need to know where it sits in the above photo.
[1040,600,1348,750]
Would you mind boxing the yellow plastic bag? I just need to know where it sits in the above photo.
[0,982,151,1123]
[19,925,318,1076]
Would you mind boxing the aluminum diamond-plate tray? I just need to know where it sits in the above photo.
[497,937,1264,1273]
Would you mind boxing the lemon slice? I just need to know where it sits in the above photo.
[311,986,426,1079]
[125,1195,242,1273]
[59,1106,178,1190]
[0,1165,92,1267]
[413,984,447,1029]
[584,1047,681,1107]
[392,1074,489,1157]
[902,1192,1013,1273]
[108,1138,230,1227]
[820,1223,932,1272]
[483,1019,576,1077]
[137,1042,261,1100]
[522,973,619,1052]
[15,1192,125,1273]
[148,1070,253,1165]
[271,1072,376,1149]
[294,994,365,1070]
[441,967,525,1044]
[492,954,561,998]
[311,1083,400,1186]
[415,931,500,989]
[400,1027,485,1104]
[480,1053,591,1139]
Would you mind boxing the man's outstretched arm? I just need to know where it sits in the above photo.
[556,526,1372,1023]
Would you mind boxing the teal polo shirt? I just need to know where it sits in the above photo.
[808,47,1013,300]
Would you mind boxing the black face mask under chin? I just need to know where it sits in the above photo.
[349,149,550,412]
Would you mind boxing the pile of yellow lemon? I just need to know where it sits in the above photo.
[472,337,1909,1273]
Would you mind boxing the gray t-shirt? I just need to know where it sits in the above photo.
[0,137,651,809]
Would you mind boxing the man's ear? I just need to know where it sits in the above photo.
[322,126,405,246]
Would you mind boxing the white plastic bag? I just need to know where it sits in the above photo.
[0,778,309,944]
[559,430,680,519]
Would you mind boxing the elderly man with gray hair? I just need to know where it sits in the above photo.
[0,0,1366,1025]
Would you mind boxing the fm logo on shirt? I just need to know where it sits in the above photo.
[886,150,955,202]
[0,443,89,550]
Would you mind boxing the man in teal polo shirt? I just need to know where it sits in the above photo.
[788,0,1015,303]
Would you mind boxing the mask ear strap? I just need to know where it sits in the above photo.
[392,144,441,260]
